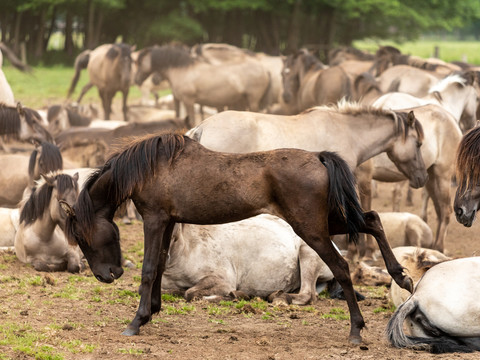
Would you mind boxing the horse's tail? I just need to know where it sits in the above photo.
[318,151,364,243]
[387,297,474,353]
[67,50,91,98]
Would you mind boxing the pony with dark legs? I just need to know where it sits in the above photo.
[67,43,133,121]
[454,126,480,226]
[63,133,413,343]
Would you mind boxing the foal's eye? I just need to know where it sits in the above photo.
[416,141,422,148]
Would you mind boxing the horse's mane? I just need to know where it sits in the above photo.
[68,133,186,245]
[429,73,469,94]
[28,142,63,180]
[20,173,78,226]
[304,99,424,142]
[456,126,480,193]
[0,103,21,137]
[296,49,325,71]
[139,45,194,71]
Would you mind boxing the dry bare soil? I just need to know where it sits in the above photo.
[1,180,480,359]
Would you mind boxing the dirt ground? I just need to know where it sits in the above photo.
[1,178,480,360]
[1,99,480,359]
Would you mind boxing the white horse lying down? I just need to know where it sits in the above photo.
[0,208,19,249]
[389,246,450,307]
[387,257,480,353]
[162,214,334,304]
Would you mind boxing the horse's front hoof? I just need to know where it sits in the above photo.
[122,326,139,336]
[349,335,362,344]
[402,276,414,293]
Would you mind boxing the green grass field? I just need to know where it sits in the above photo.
[354,39,480,64]
[2,66,144,109]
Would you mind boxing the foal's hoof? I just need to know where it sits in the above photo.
[402,276,414,293]
[122,326,139,336]
[349,335,362,344]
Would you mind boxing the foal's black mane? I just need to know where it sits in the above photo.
[68,133,186,245]
[20,174,78,226]
[28,142,63,180]
[292,49,325,72]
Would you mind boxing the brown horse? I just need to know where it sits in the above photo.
[282,49,352,114]
[62,133,413,343]
[134,45,271,128]
[454,126,480,227]
[67,43,134,121]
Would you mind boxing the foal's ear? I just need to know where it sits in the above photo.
[41,174,55,186]
[407,111,415,127]
[72,172,79,183]
[59,200,76,217]
[16,102,25,116]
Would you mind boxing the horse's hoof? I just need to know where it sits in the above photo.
[122,327,139,336]
[403,276,414,293]
[349,335,362,344]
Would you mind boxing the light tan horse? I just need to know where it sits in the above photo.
[281,49,352,114]
[67,43,134,121]
[134,44,270,128]
[0,141,63,207]
[187,101,427,188]
[357,104,462,254]
[377,65,442,97]
[14,172,82,272]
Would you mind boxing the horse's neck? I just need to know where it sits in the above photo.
[337,114,400,166]
[28,206,57,238]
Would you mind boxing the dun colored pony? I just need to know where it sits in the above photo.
[67,43,133,121]
[15,172,82,272]
[0,102,53,149]
[63,133,413,343]
[454,126,480,226]
[0,141,63,207]
[134,45,270,127]
[282,49,351,114]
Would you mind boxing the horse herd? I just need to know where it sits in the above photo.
[2,41,480,353]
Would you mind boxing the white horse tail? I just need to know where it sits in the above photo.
[387,297,475,353]
[67,50,91,98]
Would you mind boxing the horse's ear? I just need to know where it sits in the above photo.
[407,111,415,126]
[16,102,25,116]
[466,71,476,86]
[73,172,79,182]
[59,200,76,217]
[41,173,55,186]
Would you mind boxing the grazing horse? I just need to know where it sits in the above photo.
[62,133,413,343]
[0,141,63,207]
[387,257,480,353]
[14,172,82,272]
[281,49,352,114]
[134,45,271,128]
[0,102,53,150]
[454,126,480,227]
[67,43,133,121]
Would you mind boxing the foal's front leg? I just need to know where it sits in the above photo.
[362,211,413,293]
[122,216,171,336]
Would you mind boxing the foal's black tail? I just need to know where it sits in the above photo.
[67,49,91,98]
[318,151,364,243]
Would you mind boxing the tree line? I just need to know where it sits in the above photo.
[1,0,480,65]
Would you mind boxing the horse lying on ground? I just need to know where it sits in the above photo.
[387,257,480,353]
[62,133,413,343]
[389,246,451,307]
[15,172,83,272]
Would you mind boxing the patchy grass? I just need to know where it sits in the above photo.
[321,307,350,321]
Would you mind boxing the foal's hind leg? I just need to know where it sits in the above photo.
[302,234,365,343]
